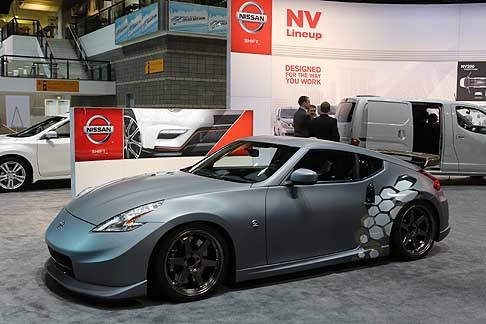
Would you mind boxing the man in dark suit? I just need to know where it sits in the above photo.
[310,101,340,142]
[293,96,311,137]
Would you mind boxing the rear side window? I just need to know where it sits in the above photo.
[336,102,356,123]
[294,150,357,182]
[358,154,384,178]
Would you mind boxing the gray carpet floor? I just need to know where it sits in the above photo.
[0,178,485,324]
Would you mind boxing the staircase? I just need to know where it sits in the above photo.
[47,38,89,80]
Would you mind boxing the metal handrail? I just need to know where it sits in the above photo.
[0,54,111,81]
[0,54,109,64]
[67,24,91,72]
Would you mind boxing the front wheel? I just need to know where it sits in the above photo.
[150,224,229,302]
[391,202,437,261]
[0,157,31,192]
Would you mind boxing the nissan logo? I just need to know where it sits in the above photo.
[83,115,114,145]
[57,220,65,230]
[236,1,267,34]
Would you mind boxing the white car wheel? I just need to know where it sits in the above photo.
[0,158,29,192]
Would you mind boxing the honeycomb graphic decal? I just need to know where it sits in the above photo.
[356,175,419,259]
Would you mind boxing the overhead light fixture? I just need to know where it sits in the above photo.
[20,2,59,12]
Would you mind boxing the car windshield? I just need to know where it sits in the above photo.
[7,116,65,138]
[280,109,297,119]
[185,141,299,183]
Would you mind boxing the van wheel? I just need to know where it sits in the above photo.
[0,157,31,192]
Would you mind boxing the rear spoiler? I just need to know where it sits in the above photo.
[373,150,440,169]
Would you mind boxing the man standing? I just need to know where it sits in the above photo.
[310,101,340,142]
[293,96,311,137]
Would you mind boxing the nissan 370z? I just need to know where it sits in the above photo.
[45,136,450,302]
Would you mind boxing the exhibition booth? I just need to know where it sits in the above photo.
[70,0,486,195]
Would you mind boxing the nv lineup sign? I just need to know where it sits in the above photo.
[457,61,486,101]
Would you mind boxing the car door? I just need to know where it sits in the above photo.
[37,121,71,177]
[365,100,414,152]
[265,149,375,264]
[453,105,486,173]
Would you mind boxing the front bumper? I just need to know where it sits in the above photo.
[45,209,165,299]
[46,258,147,299]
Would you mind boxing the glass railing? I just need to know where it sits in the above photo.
[0,55,112,81]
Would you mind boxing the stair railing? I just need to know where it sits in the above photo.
[67,24,92,78]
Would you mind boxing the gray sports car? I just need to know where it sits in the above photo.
[45,136,450,302]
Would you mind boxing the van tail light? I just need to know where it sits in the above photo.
[419,169,441,191]
[351,138,360,146]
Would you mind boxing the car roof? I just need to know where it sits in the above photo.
[239,136,419,170]
[344,96,483,107]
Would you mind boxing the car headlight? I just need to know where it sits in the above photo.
[157,129,188,139]
[282,121,293,128]
[92,201,164,232]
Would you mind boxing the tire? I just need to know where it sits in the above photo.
[0,157,31,192]
[391,202,437,261]
[123,109,143,159]
[149,223,229,302]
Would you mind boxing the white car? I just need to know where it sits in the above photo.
[0,115,71,192]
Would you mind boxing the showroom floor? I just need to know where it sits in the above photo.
[0,178,485,324]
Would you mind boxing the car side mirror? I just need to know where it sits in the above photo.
[44,131,58,140]
[289,168,318,185]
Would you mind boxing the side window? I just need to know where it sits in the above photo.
[294,150,357,182]
[358,154,384,178]
[456,107,486,135]
[52,122,70,138]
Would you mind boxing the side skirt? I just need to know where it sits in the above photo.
[235,246,390,282]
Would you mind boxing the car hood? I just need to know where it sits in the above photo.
[66,171,249,225]
[0,135,18,143]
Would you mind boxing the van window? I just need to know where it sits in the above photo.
[294,150,357,182]
[336,102,356,123]
[456,107,486,135]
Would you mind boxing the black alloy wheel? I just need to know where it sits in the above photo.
[151,224,228,302]
[391,203,437,260]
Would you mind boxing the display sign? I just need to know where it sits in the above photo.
[208,6,228,35]
[169,1,209,33]
[74,108,124,162]
[169,2,227,35]
[230,0,272,55]
[228,0,486,135]
[456,61,486,101]
[5,96,30,128]
[36,80,79,92]
[73,107,253,162]
[115,2,158,44]
[145,58,164,74]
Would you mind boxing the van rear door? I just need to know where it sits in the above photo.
[336,99,356,144]
[365,100,414,152]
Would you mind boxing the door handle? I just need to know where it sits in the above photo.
[456,134,465,140]
[364,183,375,207]
[398,129,406,140]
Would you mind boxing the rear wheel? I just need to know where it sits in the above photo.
[150,224,228,302]
[391,202,437,260]
[0,157,31,192]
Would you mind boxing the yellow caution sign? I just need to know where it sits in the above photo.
[145,58,164,74]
